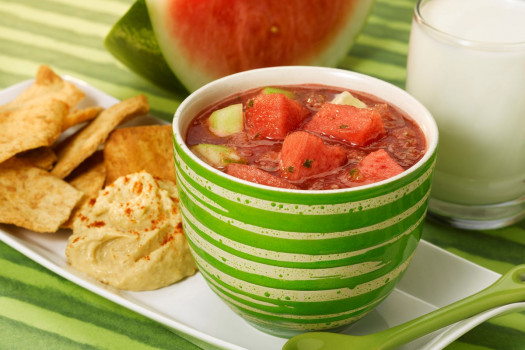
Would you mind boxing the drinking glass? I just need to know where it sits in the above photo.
[406,0,525,229]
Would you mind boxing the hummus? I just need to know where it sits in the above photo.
[66,171,197,291]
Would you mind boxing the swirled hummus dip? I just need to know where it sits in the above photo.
[66,171,197,291]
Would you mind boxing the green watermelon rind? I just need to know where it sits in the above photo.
[146,0,376,92]
[104,0,187,93]
[146,0,211,92]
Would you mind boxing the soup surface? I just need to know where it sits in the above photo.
[185,84,426,190]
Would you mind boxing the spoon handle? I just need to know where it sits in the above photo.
[377,264,525,350]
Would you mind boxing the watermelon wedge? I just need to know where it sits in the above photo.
[104,0,185,92]
[280,131,347,182]
[105,0,375,92]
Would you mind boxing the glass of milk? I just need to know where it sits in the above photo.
[406,0,525,229]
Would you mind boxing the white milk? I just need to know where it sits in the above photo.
[406,0,525,206]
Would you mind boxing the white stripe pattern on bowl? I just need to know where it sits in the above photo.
[188,248,415,303]
[181,202,427,263]
[175,151,434,215]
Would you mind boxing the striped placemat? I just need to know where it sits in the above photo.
[1,0,524,349]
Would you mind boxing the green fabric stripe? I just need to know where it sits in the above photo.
[339,55,406,88]
[0,297,167,350]
[0,9,103,48]
[356,34,409,57]
[0,258,201,349]
[361,22,411,44]
[0,2,111,38]
[453,322,525,350]
[0,239,53,268]
[366,15,412,32]
[49,0,130,16]
[0,276,202,349]
[422,220,525,275]
[0,52,180,120]
[481,225,525,245]
[0,257,136,315]
[4,0,120,25]
[0,71,28,88]
[0,315,98,350]
[0,26,112,64]
[347,44,407,68]
[342,1,413,87]
[0,39,163,94]
[370,1,415,23]
[489,311,525,334]
[376,0,416,10]
[446,342,493,350]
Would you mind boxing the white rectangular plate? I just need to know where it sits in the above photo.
[0,78,503,350]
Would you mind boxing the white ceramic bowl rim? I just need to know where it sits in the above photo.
[173,66,438,194]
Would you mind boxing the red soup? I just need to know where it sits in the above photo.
[185,84,426,190]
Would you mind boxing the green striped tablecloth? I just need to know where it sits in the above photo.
[1,0,524,349]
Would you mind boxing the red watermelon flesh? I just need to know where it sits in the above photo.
[169,1,360,80]
[280,131,347,182]
[245,93,310,140]
[146,0,375,91]
[226,163,298,189]
[358,149,404,182]
[305,103,385,146]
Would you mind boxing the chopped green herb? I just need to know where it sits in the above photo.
[303,159,313,168]
[339,124,348,129]
[253,132,260,139]
[247,99,254,108]
[287,166,294,173]
[348,168,363,181]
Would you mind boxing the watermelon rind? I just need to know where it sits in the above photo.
[104,0,187,93]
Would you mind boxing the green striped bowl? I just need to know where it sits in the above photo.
[172,66,438,337]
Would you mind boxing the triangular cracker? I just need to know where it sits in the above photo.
[0,65,85,112]
[0,98,68,164]
[16,147,57,170]
[0,158,83,233]
[62,106,103,131]
[51,95,149,179]
[104,125,176,185]
[62,151,106,229]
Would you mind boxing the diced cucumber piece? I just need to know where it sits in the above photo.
[208,103,244,137]
[331,91,367,108]
[262,86,295,99]
[191,144,244,168]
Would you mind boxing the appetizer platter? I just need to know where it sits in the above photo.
[0,69,505,350]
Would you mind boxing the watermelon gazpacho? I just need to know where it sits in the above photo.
[185,84,426,190]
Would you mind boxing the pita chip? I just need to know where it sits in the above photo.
[16,147,57,170]
[0,158,83,233]
[62,151,106,229]
[0,98,68,164]
[0,65,85,112]
[62,106,103,131]
[104,125,176,185]
[52,94,149,179]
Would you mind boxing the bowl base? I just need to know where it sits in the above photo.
[245,319,355,339]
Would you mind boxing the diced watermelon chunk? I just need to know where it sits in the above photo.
[358,149,404,182]
[245,93,309,140]
[226,163,298,189]
[280,131,347,182]
[304,103,385,146]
